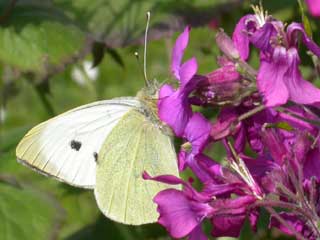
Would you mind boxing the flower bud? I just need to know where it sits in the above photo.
[216,30,240,60]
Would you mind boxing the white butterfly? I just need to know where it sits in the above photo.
[16,86,179,225]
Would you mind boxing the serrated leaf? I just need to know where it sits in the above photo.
[0,182,65,240]
[0,1,87,74]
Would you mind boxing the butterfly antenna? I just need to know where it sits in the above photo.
[144,11,151,87]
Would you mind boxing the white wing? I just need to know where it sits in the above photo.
[16,97,140,188]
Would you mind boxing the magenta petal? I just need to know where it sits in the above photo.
[243,155,275,178]
[216,30,240,60]
[171,26,191,80]
[203,182,244,197]
[210,107,239,140]
[178,150,187,171]
[210,196,257,238]
[260,129,287,165]
[158,89,192,137]
[277,106,316,132]
[234,126,245,153]
[285,48,320,105]
[197,154,223,180]
[304,148,320,181]
[143,171,185,185]
[211,214,246,237]
[184,113,212,154]
[287,22,320,57]
[187,155,214,183]
[207,64,240,84]
[158,84,175,99]
[305,0,320,17]
[249,210,259,232]
[250,22,277,54]
[154,189,200,238]
[232,15,254,60]
[257,46,289,107]
[180,57,198,86]
[211,195,256,215]
[188,225,208,240]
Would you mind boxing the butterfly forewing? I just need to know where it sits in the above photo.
[94,109,179,225]
[16,98,140,188]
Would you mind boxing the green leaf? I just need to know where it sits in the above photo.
[54,0,169,46]
[53,0,241,47]
[0,1,87,74]
[0,182,65,240]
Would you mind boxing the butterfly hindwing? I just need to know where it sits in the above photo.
[94,109,179,225]
[16,98,140,188]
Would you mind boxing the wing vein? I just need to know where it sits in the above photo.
[124,123,144,222]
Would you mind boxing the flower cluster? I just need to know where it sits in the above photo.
[146,5,320,240]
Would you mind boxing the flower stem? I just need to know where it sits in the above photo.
[238,104,265,122]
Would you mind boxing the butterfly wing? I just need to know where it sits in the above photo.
[94,109,179,225]
[16,98,140,188]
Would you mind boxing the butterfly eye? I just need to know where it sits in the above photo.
[70,140,82,151]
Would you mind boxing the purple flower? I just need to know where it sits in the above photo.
[232,9,320,107]
[305,0,320,17]
[151,6,320,239]
[258,46,320,107]
[158,27,202,136]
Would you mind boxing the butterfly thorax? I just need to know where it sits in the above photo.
[135,80,172,136]
[136,86,158,122]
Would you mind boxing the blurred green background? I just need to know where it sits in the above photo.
[0,0,318,239]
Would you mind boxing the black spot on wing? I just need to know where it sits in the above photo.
[70,140,82,151]
[93,152,98,163]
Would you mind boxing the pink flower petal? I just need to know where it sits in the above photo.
[305,0,320,17]
[257,46,289,107]
[232,15,254,60]
[180,57,198,87]
[154,189,201,238]
[285,48,320,105]
[171,26,191,80]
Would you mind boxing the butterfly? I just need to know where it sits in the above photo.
[16,12,179,225]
